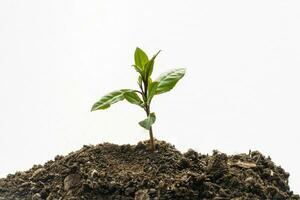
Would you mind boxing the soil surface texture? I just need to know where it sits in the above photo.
[0,140,299,200]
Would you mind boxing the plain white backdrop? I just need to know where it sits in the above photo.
[0,0,300,193]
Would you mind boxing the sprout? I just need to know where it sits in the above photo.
[91,47,185,151]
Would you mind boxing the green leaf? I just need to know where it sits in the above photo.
[91,89,133,111]
[139,113,156,130]
[148,77,152,85]
[155,68,186,94]
[124,91,143,106]
[139,75,143,83]
[134,47,148,70]
[144,50,161,79]
[147,81,159,104]
[132,65,143,75]
[144,59,154,79]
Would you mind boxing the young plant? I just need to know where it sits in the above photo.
[91,47,185,151]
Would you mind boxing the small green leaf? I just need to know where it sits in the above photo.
[144,50,161,79]
[147,81,159,104]
[139,113,156,130]
[138,75,143,86]
[91,89,133,111]
[144,59,154,79]
[148,77,152,85]
[132,65,143,75]
[134,47,148,70]
[124,91,143,106]
[155,68,186,94]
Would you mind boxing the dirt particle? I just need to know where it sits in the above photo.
[64,174,81,191]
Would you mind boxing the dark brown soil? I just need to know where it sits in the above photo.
[0,140,299,200]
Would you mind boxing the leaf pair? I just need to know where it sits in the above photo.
[134,48,160,82]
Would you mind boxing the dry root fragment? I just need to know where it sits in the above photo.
[229,160,257,169]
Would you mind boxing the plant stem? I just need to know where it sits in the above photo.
[149,126,155,151]
[142,77,155,151]
[145,106,155,151]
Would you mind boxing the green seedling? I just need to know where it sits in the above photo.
[91,47,185,151]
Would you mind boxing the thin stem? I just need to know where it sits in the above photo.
[142,78,155,151]
[139,83,144,94]
[133,90,143,95]
[149,126,154,150]
[145,105,155,151]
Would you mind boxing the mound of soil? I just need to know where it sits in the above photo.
[0,140,299,200]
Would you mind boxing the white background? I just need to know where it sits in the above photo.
[0,0,299,194]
